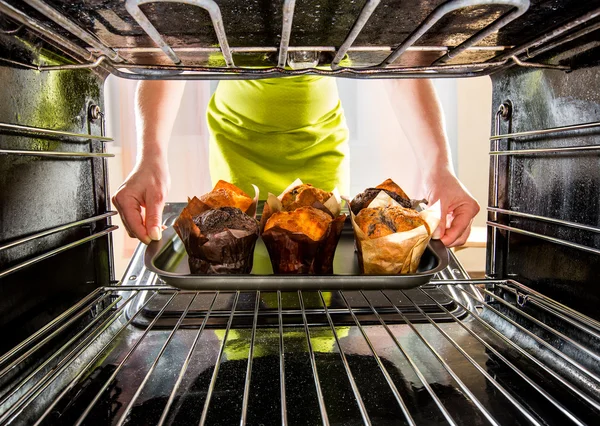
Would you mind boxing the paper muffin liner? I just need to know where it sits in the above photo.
[349,191,441,274]
[260,179,346,274]
[173,184,260,274]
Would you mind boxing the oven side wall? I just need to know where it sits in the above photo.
[489,66,600,319]
[0,64,112,352]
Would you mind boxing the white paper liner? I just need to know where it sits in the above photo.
[350,189,441,274]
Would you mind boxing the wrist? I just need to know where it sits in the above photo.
[138,146,168,166]
[422,160,455,183]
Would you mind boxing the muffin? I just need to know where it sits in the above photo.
[173,181,259,274]
[260,180,345,274]
[350,179,440,274]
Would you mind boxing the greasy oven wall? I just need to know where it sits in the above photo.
[0,64,112,353]
[489,65,600,320]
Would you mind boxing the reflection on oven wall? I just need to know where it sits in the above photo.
[104,77,491,277]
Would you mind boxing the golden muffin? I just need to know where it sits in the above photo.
[355,206,429,239]
[281,184,332,211]
[264,206,332,241]
[199,180,253,212]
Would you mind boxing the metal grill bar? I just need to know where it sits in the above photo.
[199,291,240,426]
[358,291,458,426]
[487,207,600,234]
[277,291,288,426]
[6,0,598,79]
[2,289,147,424]
[157,293,218,425]
[0,292,140,422]
[298,290,330,426]
[0,288,103,368]
[438,286,600,411]
[453,286,600,389]
[0,226,118,279]
[0,122,113,142]
[0,281,596,424]
[525,20,600,60]
[486,221,600,256]
[0,0,93,61]
[114,293,200,426]
[490,120,600,140]
[401,290,543,425]
[375,290,501,426]
[491,6,600,62]
[277,0,296,68]
[478,287,600,365]
[380,0,529,67]
[116,45,513,54]
[432,0,530,64]
[21,0,121,61]
[0,291,112,381]
[125,0,234,67]
[0,293,123,405]
[0,212,117,252]
[490,145,600,155]
[418,287,585,425]
[499,281,600,337]
[240,291,260,425]
[317,291,371,426]
[31,290,162,425]
[338,291,415,426]
[0,149,114,158]
[73,292,179,425]
[330,0,381,70]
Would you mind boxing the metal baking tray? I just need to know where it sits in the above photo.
[145,213,449,291]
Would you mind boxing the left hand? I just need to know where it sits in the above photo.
[424,169,480,247]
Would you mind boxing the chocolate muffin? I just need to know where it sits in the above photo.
[350,188,412,215]
[194,207,259,237]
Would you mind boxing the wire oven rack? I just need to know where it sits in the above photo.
[1,0,600,79]
[0,256,598,425]
[0,113,116,279]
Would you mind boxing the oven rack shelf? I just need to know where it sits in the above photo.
[488,109,600,271]
[1,0,600,79]
[0,226,118,279]
[0,268,598,424]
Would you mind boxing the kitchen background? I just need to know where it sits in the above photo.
[105,76,492,277]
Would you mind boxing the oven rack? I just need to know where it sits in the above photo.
[0,267,598,424]
[0,117,117,279]
[488,108,600,274]
[1,0,599,79]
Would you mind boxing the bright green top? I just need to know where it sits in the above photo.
[206,76,349,197]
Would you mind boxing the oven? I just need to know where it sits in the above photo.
[1,0,599,425]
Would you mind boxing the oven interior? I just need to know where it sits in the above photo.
[1,0,600,425]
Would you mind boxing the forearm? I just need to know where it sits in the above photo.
[386,79,454,178]
[135,80,186,164]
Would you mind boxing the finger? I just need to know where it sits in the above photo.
[432,201,448,240]
[441,206,475,246]
[448,221,473,248]
[112,197,137,238]
[116,195,151,244]
[145,194,165,241]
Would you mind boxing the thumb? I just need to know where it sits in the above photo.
[145,193,165,241]
[432,199,447,240]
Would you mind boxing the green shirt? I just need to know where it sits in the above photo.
[206,76,349,197]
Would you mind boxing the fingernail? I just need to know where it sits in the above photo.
[149,226,162,241]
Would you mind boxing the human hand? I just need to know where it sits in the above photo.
[112,159,170,244]
[424,169,480,247]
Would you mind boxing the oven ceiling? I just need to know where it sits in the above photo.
[1,0,600,78]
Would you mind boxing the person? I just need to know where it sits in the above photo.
[112,77,480,248]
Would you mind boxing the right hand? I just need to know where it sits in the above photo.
[112,159,170,244]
